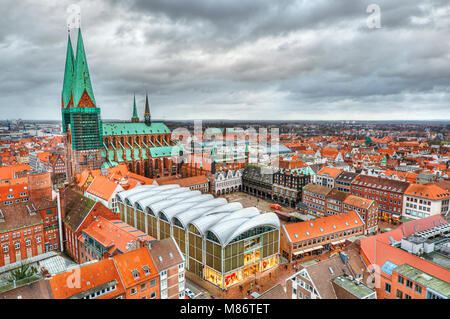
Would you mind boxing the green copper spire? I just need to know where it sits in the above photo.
[144,92,151,126]
[73,28,96,107]
[245,139,249,153]
[62,34,75,108]
[131,93,139,122]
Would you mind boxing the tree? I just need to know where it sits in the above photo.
[6,262,37,283]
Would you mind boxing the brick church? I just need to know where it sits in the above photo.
[60,28,180,182]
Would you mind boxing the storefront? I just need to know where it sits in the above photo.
[220,255,278,289]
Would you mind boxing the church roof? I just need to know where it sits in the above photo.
[102,122,171,136]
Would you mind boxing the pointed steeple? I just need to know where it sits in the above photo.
[62,33,75,108]
[73,28,96,107]
[131,93,139,123]
[144,92,151,126]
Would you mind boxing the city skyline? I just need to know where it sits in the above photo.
[0,0,449,121]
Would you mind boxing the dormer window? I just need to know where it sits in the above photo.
[143,265,150,275]
[132,269,140,279]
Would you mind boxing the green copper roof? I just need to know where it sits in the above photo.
[73,28,96,107]
[149,145,180,158]
[62,34,75,108]
[102,122,171,136]
[132,94,138,119]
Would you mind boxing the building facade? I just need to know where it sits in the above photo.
[350,175,409,223]
[272,169,311,208]
[116,185,280,290]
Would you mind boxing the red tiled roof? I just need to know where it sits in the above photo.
[283,211,364,242]
[82,217,155,254]
[112,247,159,288]
[404,183,450,201]
[317,167,343,178]
[85,176,122,201]
[49,259,125,299]
[360,215,449,281]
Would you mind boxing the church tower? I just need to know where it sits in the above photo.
[61,28,103,182]
[144,92,151,126]
[131,93,139,123]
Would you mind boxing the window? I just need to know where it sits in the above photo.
[415,284,422,295]
[130,288,137,295]
[150,279,156,287]
[26,239,31,247]
[36,236,41,243]
[405,294,411,299]
[15,242,20,250]
[398,276,404,285]
[141,283,147,291]
[385,283,391,293]
[3,244,8,253]
[406,279,413,289]
[150,292,156,299]
[396,289,403,299]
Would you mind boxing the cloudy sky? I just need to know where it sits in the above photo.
[1,0,449,121]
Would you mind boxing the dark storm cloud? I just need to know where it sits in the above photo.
[0,0,449,121]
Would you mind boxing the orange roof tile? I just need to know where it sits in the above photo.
[112,247,159,288]
[82,217,155,255]
[404,183,450,200]
[283,211,364,242]
[317,167,343,178]
[85,176,122,201]
[49,259,125,299]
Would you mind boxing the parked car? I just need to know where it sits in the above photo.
[185,288,195,299]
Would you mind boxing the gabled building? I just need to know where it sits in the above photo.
[212,169,243,196]
[287,253,376,299]
[84,175,125,213]
[112,247,161,299]
[49,259,126,299]
[343,195,378,235]
[79,217,155,263]
[147,238,186,299]
[61,188,117,263]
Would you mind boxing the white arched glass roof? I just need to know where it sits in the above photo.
[223,213,280,246]
[175,206,224,229]
[116,185,156,202]
[204,202,243,215]
[118,185,280,245]
[192,198,227,209]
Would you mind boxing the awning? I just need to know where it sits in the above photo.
[293,250,305,256]
[331,240,345,245]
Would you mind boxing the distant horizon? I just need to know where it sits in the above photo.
[2,118,450,123]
